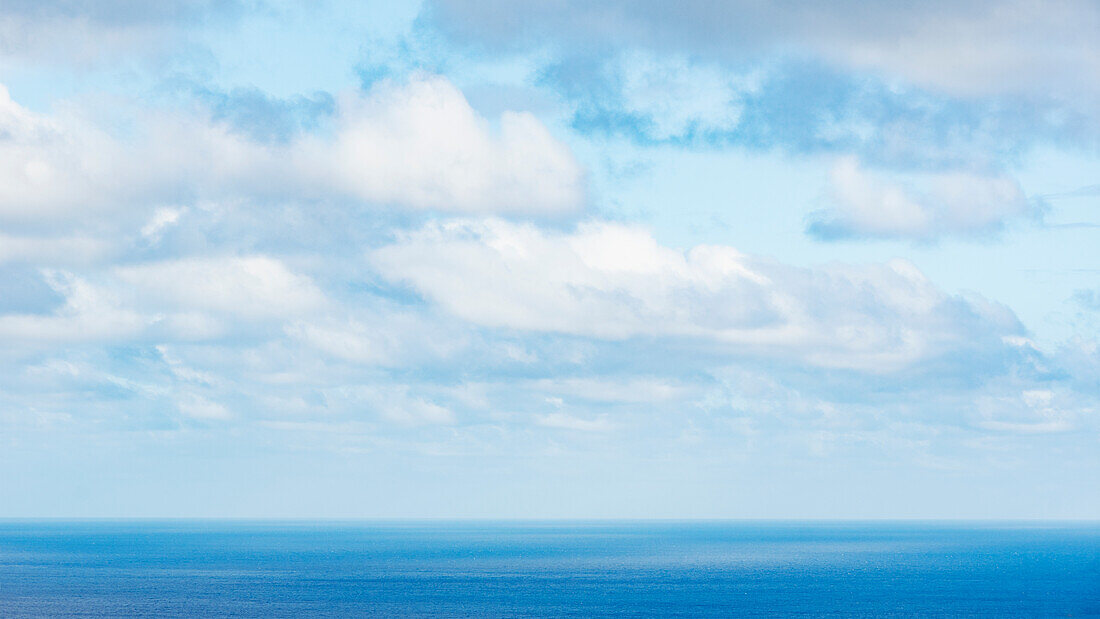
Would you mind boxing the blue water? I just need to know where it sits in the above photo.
[0,521,1097,617]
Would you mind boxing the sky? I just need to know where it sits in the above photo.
[0,0,1098,519]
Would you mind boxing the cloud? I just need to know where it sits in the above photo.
[426,0,1100,100]
[569,50,749,143]
[0,0,251,67]
[285,311,469,368]
[299,76,584,213]
[140,207,186,244]
[371,218,1023,371]
[557,57,1072,169]
[333,385,457,426]
[807,157,1040,241]
[974,388,1080,434]
[528,377,692,404]
[0,83,271,227]
[1074,289,1100,312]
[0,1,247,27]
[535,412,614,432]
[194,86,335,144]
[114,256,326,320]
[0,233,111,265]
[0,255,326,345]
[0,75,584,231]
[0,270,148,343]
[428,1,1100,167]
[177,393,232,420]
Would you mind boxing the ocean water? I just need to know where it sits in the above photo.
[0,521,1097,617]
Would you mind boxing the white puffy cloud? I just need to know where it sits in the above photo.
[0,270,147,343]
[0,84,273,226]
[0,85,121,222]
[0,75,584,229]
[807,157,1039,240]
[0,255,326,345]
[371,218,1022,371]
[298,77,584,213]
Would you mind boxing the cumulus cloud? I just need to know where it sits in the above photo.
[0,255,325,345]
[0,83,277,226]
[0,85,128,223]
[0,75,584,229]
[807,157,1040,241]
[298,76,584,213]
[371,219,1023,371]
[0,270,147,343]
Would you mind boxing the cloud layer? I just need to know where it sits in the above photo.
[428,0,1100,176]
[1,0,1097,518]
[428,0,1100,99]
[372,219,1023,370]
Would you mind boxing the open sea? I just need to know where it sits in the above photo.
[0,520,1097,617]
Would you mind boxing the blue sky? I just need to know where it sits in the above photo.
[1,0,1098,518]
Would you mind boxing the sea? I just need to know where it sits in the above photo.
[0,520,1097,617]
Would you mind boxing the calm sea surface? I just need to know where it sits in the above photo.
[0,521,1097,617]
